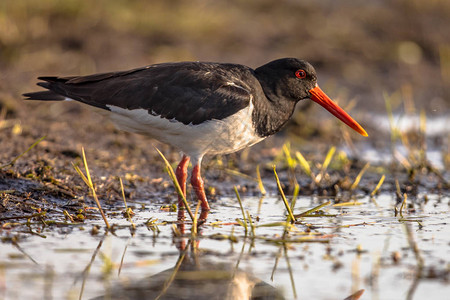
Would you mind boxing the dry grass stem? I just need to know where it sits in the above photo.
[73,147,110,230]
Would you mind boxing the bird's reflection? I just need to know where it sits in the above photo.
[93,221,284,300]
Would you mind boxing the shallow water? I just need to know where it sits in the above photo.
[370,114,449,137]
[356,114,449,170]
[1,191,448,300]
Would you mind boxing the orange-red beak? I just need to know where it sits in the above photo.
[309,85,368,137]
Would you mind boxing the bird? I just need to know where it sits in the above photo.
[23,58,368,220]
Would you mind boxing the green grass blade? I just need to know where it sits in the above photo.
[273,165,296,222]
[246,210,256,238]
[79,147,110,229]
[282,143,296,169]
[350,162,370,190]
[256,165,266,195]
[291,183,300,212]
[234,186,248,234]
[72,163,89,187]
[295,151,312,177]
[399,193,407,218]
[294,201,331,218]
[370,174,385,197]
[119,177,135,228]
[81,148,93,187]
[321,146,336,174]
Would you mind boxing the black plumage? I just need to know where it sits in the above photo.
[24,62,259,126]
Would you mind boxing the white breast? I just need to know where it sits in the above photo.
[106,100,264,159]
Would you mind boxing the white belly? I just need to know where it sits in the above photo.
[106,103,264,159]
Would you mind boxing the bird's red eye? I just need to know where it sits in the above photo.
[295,69,306,79]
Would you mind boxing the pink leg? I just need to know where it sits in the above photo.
[176,155,190,221]
[191,164,210,220]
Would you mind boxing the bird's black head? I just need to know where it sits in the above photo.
[255,58,368,137]
[254,58,318,102]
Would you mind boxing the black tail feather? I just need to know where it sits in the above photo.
[37,76,75,83]
[23,77,69,100]
[23,90,66,101]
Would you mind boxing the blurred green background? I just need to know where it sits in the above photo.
[1,0,449,131]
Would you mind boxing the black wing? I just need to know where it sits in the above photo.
[24,62,256,125]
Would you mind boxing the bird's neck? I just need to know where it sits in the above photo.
[251,89,297,137]
[250,67,299,137]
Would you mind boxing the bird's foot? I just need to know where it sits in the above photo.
[198,209,209,223]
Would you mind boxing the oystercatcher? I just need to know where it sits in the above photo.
[23,58,367,220]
